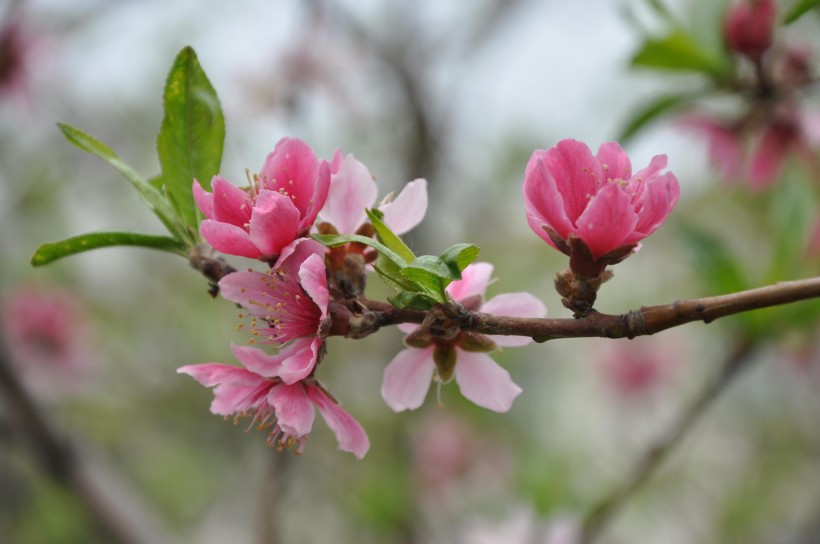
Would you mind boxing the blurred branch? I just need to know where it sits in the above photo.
[330,276,820,340]
[0,334,160,544]
[579,340,756,543]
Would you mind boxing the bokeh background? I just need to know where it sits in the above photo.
[2,0,820,543]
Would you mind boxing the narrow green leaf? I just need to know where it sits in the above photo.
[387,291,439,310]
[157,46,225,229]
[31,232,185,267]
[372,262,418,293]
[632,31,729,77]
[149,174,164,191]
[679,225,748,295]
[619,93,697,143]
[439,243,480,279]
[783,0,820,24]
[365,209,416,264]
[311,233,408,268]
[57,123,188,243]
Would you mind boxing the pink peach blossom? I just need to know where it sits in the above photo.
[194,137,330,263]
[523,139,680,264]
[381,263,546,413]
[217,239,329,384]
[319,151,427,235]
[724,0,776,61]
[178,349,369,458]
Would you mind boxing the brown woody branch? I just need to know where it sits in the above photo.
[329,277,820,340]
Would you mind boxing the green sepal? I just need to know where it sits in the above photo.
[631,31,730,78]
[157,46,225,230]
[31,231,185,267]
[387,291,439,311]
[57,123,190,243]
[439,243,480,279]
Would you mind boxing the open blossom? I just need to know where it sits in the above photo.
[523,139,680,267]
[381,263,546,413]
[194,137,330,263]
[724,0,775,61]
[177,346,369,458]
[319,150,427,235]
[217,239,329,384]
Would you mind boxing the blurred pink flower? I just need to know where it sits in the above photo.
[0,16,33,103]
[381,263,546,413]
[320,150,427,235]
[194,137,330,263]
[523,139,679,272]
[218,239,329,384]
[723,0,776,61]
[1,286,94,395]
[598,338,679,400]
[178,349,369,458]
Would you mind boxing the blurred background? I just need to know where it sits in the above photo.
[1,0,820,542]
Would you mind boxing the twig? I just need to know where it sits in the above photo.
[579,340,756,543]
[329,277,820,341]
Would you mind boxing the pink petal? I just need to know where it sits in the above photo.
[632,172,680,237]
[298,254,330,317]
[247,190,301,257]
[596,142,632,182]
[329,148,344,174]
[193,179,214,219]
[218,270,268,308]
[381,347,435,411]
[481,292,547,347]
[209,176,253,226]
[309,386,370,459]
[230,344,285,378]
[380,178,428,235]
[301,160,331,232]
[200,220,261,259]
[274,237,326,271]
[269,383,315,437]
[682,117,744,179]
[574,183,639,258]
[320,154,377,234]
[276,337,322,385]
[628,154,668,201]
[749,123,795,189]
[398,323,419,335]
[543,139,603,224]
[177,363,263,388]
[523,153,574,242]
[446,262,494,302]
[210,382,272,416]
[453,351,522,412]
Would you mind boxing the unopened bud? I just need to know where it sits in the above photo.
[724,0,775,61]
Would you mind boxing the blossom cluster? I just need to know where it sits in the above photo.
[179,137,552,458]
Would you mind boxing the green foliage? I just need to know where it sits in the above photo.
[783,0,820,24]
[31,232,185,266]
[632,30,730,78]
[57,123,189,242]
[156,46,225,230]
[313,217,480,308]
[619,93,699,143]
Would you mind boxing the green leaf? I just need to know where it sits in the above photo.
[439,243,480,279]
[31,232,185,267]
[783,0,820,24]
[311,233,408,268]
[767,179,813,281]
[365,209,416,264]
[619,93,698,143]
[57,123,189,243]
[157,46,225,230]
[679,225,747,295]
[400,255,455,302]
[387,291,439,310]
[632,31,729,77]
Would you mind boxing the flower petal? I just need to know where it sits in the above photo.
[230,343,285,378]
[446,262,494,302]
[632,172,680,237]
[269,383,315,437]
[177,363,262,388]
[481,292,547,347]
[574,183,639,258]
[200,220,261,259]
[276,337,322,385]
[193,178,214,219]
[380,178,428,235]
[454,351,522,412]
[320,154,377,234]
[543,139,602,224]
[210,176,252,226]
[309,386,370,459]
[381,347,435,411]
[596,142,632,182]
[523,152,574,242]
[248,190,301,257]
[298,254,330,317]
